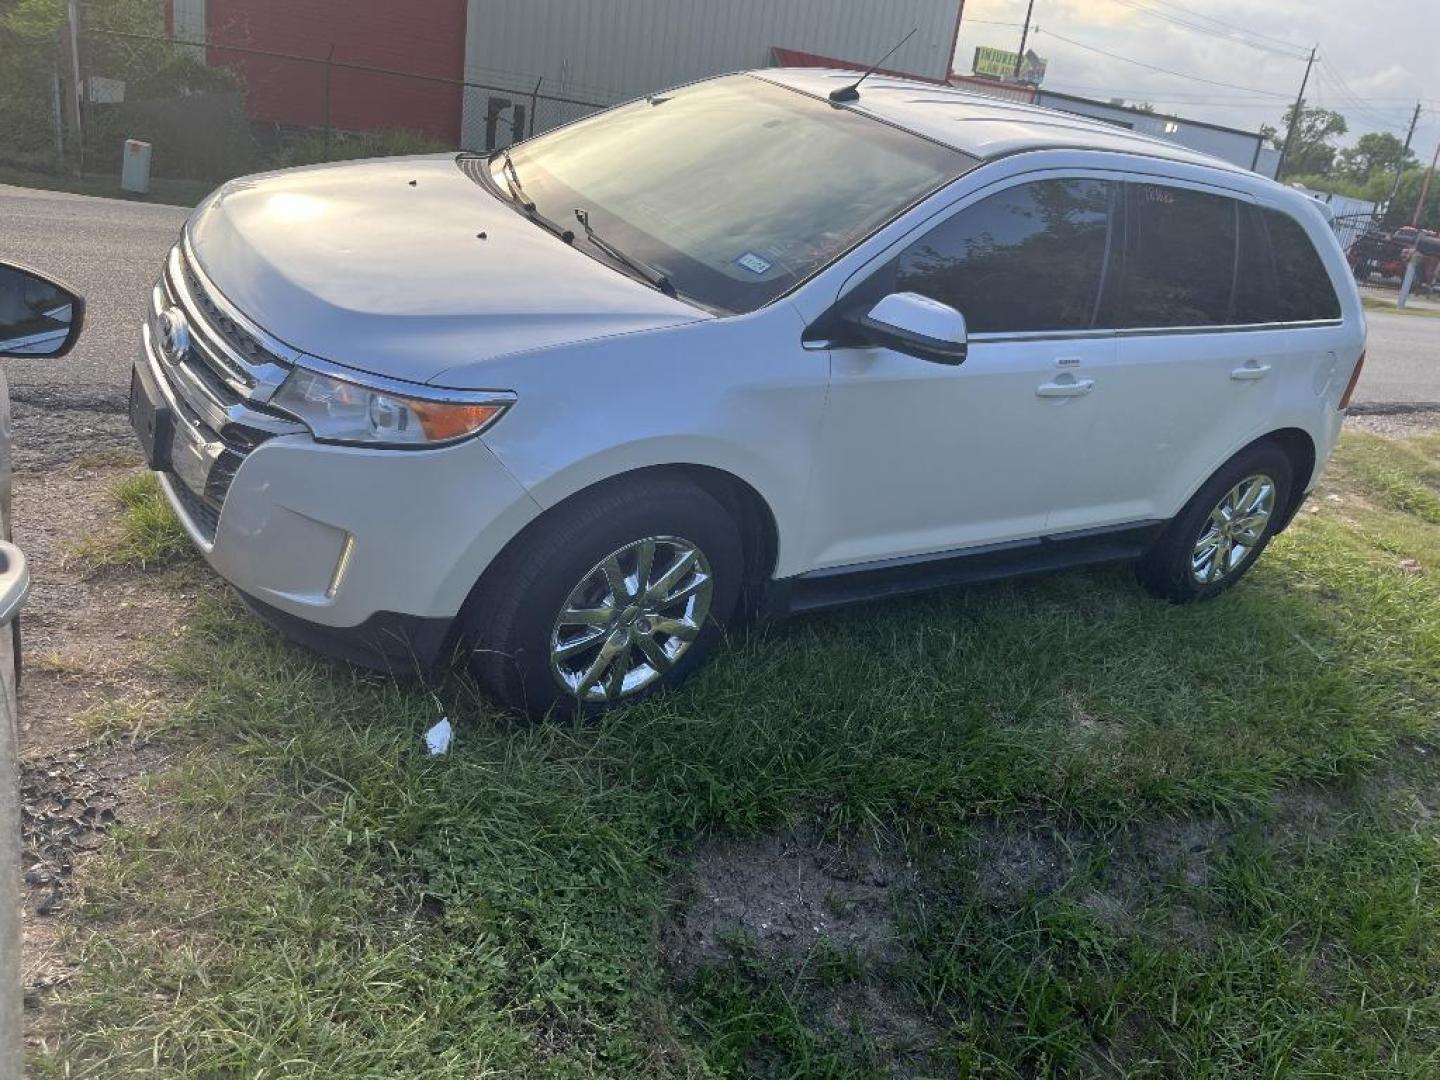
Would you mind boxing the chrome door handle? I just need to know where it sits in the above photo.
[1035,378,1094,397]
[1230,363,1271,381]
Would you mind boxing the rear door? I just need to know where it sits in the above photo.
[1045,179,1310,532]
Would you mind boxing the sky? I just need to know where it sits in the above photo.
[953,0,1440,156]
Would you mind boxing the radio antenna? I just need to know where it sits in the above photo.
[828,27,918,103]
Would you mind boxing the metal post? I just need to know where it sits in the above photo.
[1012,0,1036,81]
[51,67,65,165]
[528,76,542,139]
[1397,141,1439,310]
[1,684,19,1080]
[1276,46,1317,183]
[323,42,336,160]
[61,1,84,174]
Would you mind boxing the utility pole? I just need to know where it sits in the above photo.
[1397,140,1439,309]
[322,42,335,161]
[1012,0,1036,81]
[1386,101,1422,214]
[1276,45,1317,183]
[59,0,84,173]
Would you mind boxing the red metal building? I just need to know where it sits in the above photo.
[165,0,467,143]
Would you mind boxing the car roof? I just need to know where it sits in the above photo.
[755,68,1254,178]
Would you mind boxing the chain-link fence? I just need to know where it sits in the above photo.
[1334,211,1440,294]
[0,3,618,194]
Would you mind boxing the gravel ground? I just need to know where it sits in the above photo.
[1345,403,1440,440]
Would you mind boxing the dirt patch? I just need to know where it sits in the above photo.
[10,454,203,1022]
[662,824,917,978]
[7,388,137,473]
[970,818,1076,904]
[13,456,198,758]
[20,740,173,1000]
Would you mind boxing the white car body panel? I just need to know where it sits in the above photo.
[468,301,827,578]
[187,156,706,385]
[134,69,1365,650]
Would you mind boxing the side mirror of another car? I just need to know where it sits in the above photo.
[0,263,85,359]
[853,291,968,365]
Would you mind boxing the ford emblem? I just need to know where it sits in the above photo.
[157,306,190,364]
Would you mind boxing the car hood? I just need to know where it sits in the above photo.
[185,155,706,385]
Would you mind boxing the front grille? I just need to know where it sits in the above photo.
[179,259,286,379]
[150,241,305,535]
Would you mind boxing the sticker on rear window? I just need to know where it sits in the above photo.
[735,251,772,275]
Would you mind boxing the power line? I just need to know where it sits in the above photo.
[1311,64,1413,133]
[1317,59,1415,131]
[1141,0,1311,55]
[1034,27,1291,97]
[1105,0,1310,60]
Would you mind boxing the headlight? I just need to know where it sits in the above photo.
[271,366,510,447]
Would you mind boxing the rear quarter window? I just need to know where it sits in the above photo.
[1261,208,1342,321]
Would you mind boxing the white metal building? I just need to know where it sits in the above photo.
[948,75,1280,178]
[460,0,964,145]
[1036,91,1281,178]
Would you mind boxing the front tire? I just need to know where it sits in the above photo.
[462,478,743,717]
[1137,444,1294,603]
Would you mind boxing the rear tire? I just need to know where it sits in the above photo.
[462,478,743,718]
[1137,443,1294,603]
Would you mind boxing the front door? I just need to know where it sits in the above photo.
[805,176,1120,571]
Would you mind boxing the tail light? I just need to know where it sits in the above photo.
[1339,351,1365,410]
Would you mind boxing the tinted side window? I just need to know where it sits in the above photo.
[1262,208,1342,321]
[1233,203,1280,324]
[892,178,1112,333]
[1112,183,1237,328]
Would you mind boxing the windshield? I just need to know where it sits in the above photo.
[491,74,975,313]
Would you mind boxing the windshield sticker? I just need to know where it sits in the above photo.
[735,251,772,275]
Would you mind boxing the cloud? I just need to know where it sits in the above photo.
[953,0,1438,146]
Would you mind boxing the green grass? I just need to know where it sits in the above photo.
[0,163,214,207]
[34,432,1440,1077]
[1333,432,1440,524]
[69,472,195,568]
[1361,295,1440,317]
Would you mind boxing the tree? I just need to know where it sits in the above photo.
[0,0,239,168]
[1270,102,1348,176]
[1337,131,1417,183]
[1383,166,1440,231]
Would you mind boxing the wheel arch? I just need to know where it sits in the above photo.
[1256,427,1317,529]
[1166,426,1319,539]
[457,463,781,640]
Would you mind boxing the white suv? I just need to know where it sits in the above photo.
[129,69,1365,716]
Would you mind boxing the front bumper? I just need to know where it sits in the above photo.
[233,587,455,674]
[132,276,542,671]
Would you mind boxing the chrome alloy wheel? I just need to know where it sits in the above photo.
[1190,474,1276,584]
[549,536,714,703]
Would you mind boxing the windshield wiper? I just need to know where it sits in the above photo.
[497,149,534,211]
[488,150,575,244]
[572,207,676,297]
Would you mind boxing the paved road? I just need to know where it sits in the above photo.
[1,185,188,467]
[1356,309,1440,406]
[2,183,1436,464]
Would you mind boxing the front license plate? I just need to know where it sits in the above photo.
[129,368,173,471]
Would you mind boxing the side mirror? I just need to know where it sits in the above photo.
[0,263,85,359]
[853,291,967,364]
